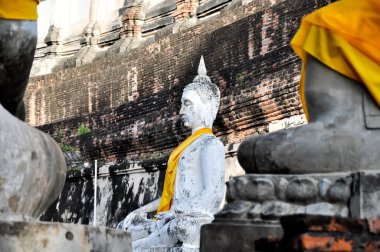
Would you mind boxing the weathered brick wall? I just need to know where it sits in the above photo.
[26,0,328,164]
[26,0,331,226]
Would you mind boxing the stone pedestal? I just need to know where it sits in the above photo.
[221,171,380,220]
[201,171,380,251]
[201,220,283,252]
[136,247,198,252]
[0,218,132,252]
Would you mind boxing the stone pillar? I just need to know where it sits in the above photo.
[83,0,100,41]
[44,25,62,57]
[120,2,146,40]
[36,0,64,75]
[106,0,147,55]
[89,0,98,25]
[72,0,101,67]
[44,0,64,51]
[173,0,199,32]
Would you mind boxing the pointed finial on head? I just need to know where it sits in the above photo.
[198,55,207,76]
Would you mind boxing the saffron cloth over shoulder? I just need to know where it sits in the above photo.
[0,0,40,20]
[157,127,214,214]
[290,0,380,121]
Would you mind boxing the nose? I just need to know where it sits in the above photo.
[179,105,184,115]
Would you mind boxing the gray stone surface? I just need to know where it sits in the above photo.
[136,247,198,252]
[0,218,131,252]
[0,18,67,220]
[63,150,83,169]
[0,19,37,121]
[197,0,231,16]
[145,0,176,19]
[351,171,380,219]
[0,105,67,218]
[201,171,380,251]
[219,172,380,220]
[238,56,380,174]
[364,92,380,129]
[142,16,175,33]
[200,221,283,252]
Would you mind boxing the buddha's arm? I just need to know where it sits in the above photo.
[177,140,225,213]
[117,198,162,230]
[136,198,161,213]
[198,141,225,209]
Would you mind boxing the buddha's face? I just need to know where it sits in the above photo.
[179,90,206,130]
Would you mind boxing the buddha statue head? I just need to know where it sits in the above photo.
[180,56,220,131]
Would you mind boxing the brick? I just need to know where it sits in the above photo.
[299,235,353,252]
[277,215,380,252]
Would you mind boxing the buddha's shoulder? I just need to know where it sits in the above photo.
[198,134,224,152]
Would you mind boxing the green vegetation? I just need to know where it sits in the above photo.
[53,128,77,152]
[60,144,78,152]
[151,151,161,159]
[77,123,90,136]
[52,125,89,153]
[70,165,82,171]
[53,128,64,143]
[235,72,245,86]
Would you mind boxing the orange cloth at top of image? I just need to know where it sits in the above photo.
[156,128,214,214]
[290,0,380,121]
[0,0,40,20]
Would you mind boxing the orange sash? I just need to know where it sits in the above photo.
[0,0,40,20]
[156,128,213,214]
[291,0,380,121]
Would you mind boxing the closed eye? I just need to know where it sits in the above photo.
[183,99,192,106]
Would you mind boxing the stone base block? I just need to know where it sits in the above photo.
[136,247,198,252]
[0,218,131,252]
[221,171,380,221]
[200,220,283,252]
[202,171,380,251]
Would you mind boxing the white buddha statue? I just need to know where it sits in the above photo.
[118,56,225,250]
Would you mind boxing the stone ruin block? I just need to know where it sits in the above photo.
[0,218,131,252]
[136,247,199,252]
[218,171,380,221]
[200,171,380,252]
